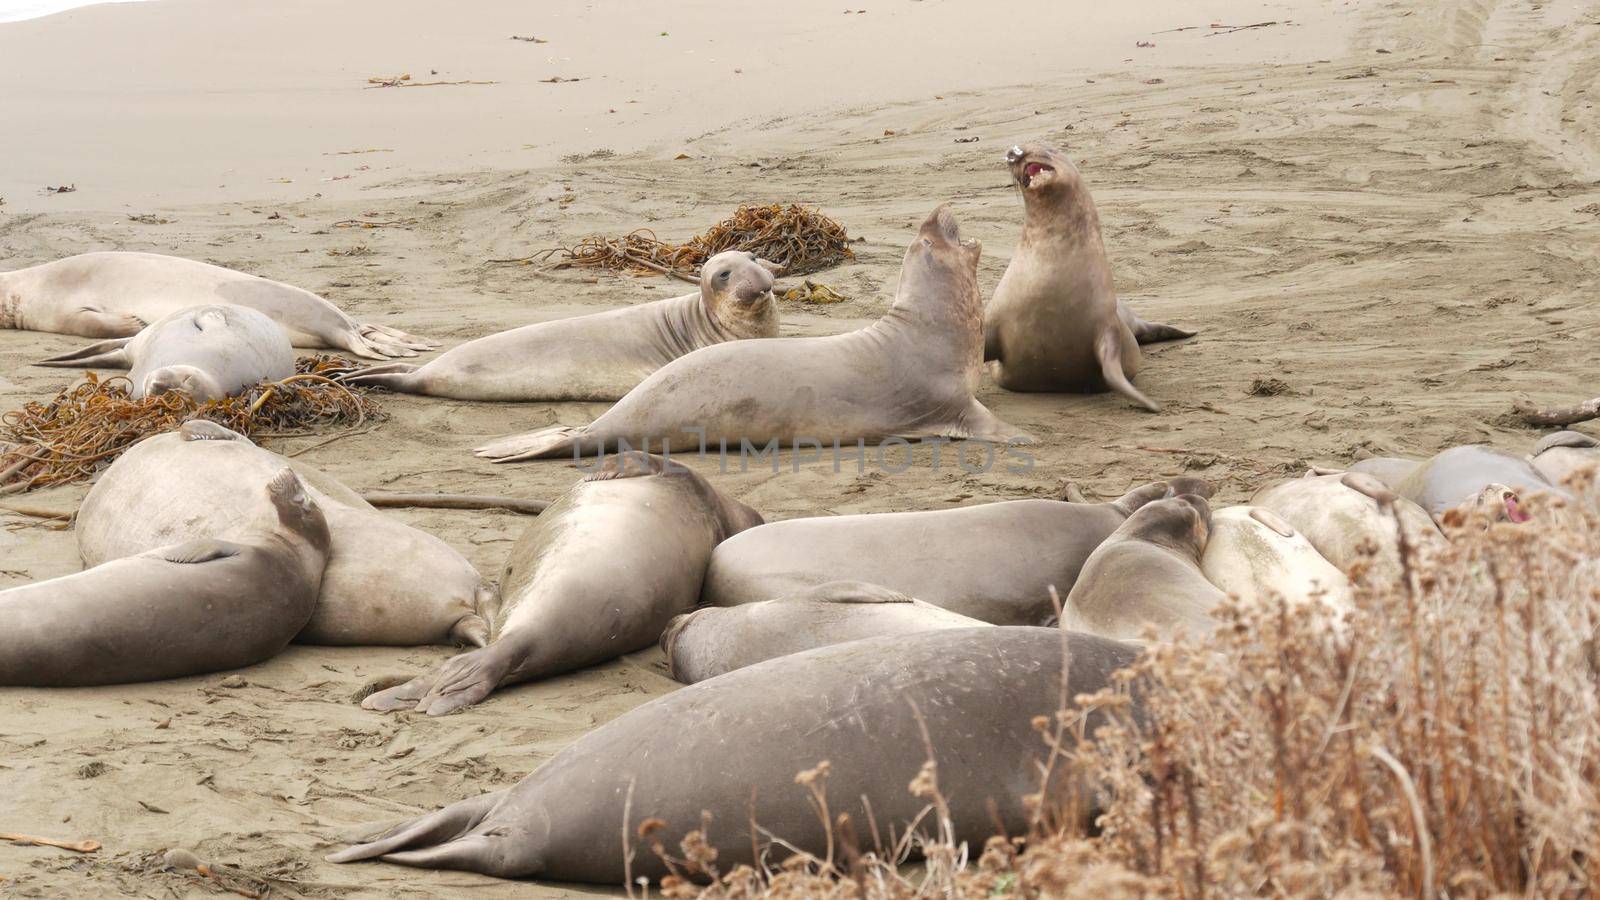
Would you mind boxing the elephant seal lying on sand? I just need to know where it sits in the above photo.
[1199,506,1353,611]
[1252,473,1444,577]
[363,452,762,716]
[662,581,988,683]
[1349,445,1567,521]
[1065,494,1224,642]
[77,421,489,647]
[36,304,294,401]
[329,626,1140,883]
[0,469,328,686]
[1530,431,1600,493]
[347,251,779,401]
[0,251,434,359]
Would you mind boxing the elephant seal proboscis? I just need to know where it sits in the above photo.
[363,452,762,716]
[1530,431,1600,493]
[328,626,1139,883]
[983,142,1192,411]
[0,468,328,686]
[1064,494,1224,642]
[77,421,490,647]
[36,304,294,402]
[662,580,988,683]
[702,481,1183,625]
[1199,506,1353,612]
[475,206,1027,462]
[347,251,779,401]
[0,251,435,359]
[1251,472,1445,577]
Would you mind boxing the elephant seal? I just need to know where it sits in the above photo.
[36,304,294,401]
[1530,431,1600,491]
[1252,473,1444,577]
[662,581,988,683]
[983,142,1192,411]
[363,452,762,716]
[1344,456,1422,489]
[329,626,1140,883]
[702,481,1182,625]
[0,469,329,686]
[1371,446,1567,522]
[77,421,489,647]
[1064,495,1224,642]
[475,206,1027,462]
[1199,506,1353,611]
[0,251,434,359]
[347,252,779,401]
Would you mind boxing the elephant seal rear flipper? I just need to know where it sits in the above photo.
[1126,309,1195,345]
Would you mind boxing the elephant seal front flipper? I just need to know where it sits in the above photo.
[35,336,135,368]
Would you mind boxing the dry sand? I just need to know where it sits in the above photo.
[2,0,1599,895]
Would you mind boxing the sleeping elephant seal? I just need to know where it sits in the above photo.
[475,206,1027,462]
[347,251,779,401]
[983,142,1192,411]
[1064,495,1224,642]
[36,304,294,402]
[702,481,1182,625]
[1530,431,1600,492]
[1252,473,1444,577]
[0,251,434,359]
[363,452,762,716]
[662,581,988,683]
[1199,506,1353,611]
[77,421,489,647]
[329,626,1139,883]
[0,469,328,686]
[1381,446,1566,522]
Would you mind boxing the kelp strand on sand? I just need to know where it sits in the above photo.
[0,355,378,495]
[521,203,855,282]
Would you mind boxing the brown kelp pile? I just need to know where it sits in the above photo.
[0,355,377,495]
[531,204,855,281]
[655,488,1600,899]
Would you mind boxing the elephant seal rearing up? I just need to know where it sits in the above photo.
[0,469,329,686]
[662,581,989,683]
[475,206,1027,462]
[36,304,294,402]
[347,252,779,401]
[363,452,762,716]
[0,251,434,359]
[983,142,1192,411]
[329,626,1140,883]
[702,481,1180,625]
[77,421,489,647]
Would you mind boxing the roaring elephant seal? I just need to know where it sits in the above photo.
[1252,473,1444,577]
[1530,431,1600,492]
[347,252,779,401]
[1199,506,1353,611]
[983,142,1193,411]
[475,206,1027,462]
[0,469,329,686]
[702,481,1182,625]
[0,251,434,359]
[363,452,762,716]
[35,304,294,402]
[77,421,489,647]
[329,626,1140,883]
[662,581,988,683]
[1064,495,1224,642]
[1351,445,1566,522]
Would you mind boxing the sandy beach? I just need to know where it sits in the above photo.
[2,0,1598,895]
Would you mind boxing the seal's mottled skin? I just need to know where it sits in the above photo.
[77,421,489,647]
[1352,445,1569,520]
[1065,495,1224,642]
[363,453,762,716]
[474,206,1028,462]
[702,482,1177,625]
[983,143,1191,411]
[347,251,779,401]
[330,626,1140,883]
[0,469,329,686]
[36,304,294,402]
[1252,472,1445,575]
[1199,506,1353,611]
[0,251,434,359]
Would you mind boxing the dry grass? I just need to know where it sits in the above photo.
[659,480,1600,898]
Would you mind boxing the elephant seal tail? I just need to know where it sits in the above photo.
[474,426,590,463]
[344,363,424,393]
[327,790,504,865]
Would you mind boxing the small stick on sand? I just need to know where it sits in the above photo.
[0,504,72,522]
[1512,396,1600,427]
[0,832,100,853]
[361,492,549,515]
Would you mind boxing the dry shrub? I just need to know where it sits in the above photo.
[676,485,1600,898]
